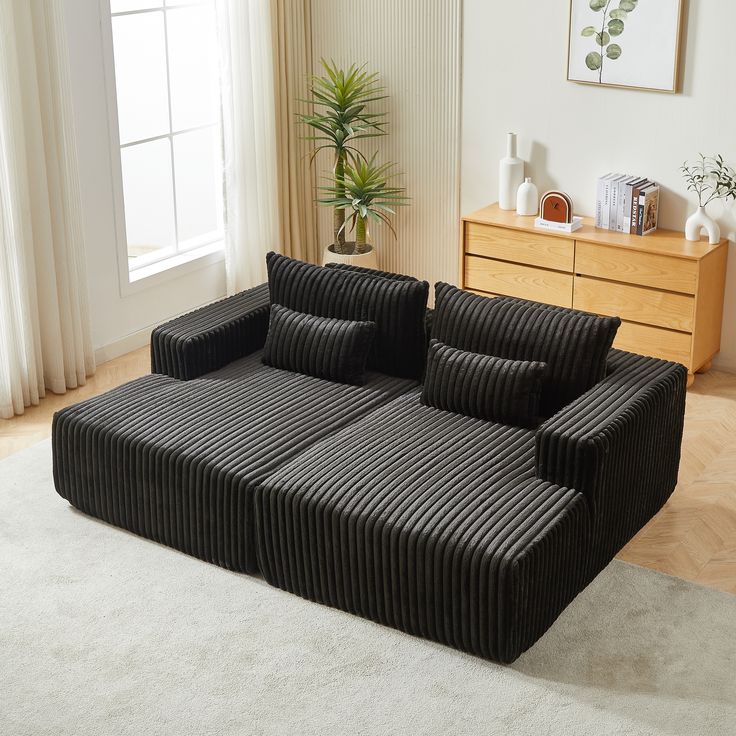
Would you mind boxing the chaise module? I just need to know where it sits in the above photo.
[52,253,686,663]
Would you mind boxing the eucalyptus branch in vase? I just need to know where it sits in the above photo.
[681,153,736,243]
[581,0,638,83]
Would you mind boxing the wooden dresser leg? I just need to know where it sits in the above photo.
[687,372,695,388]
[696,359,713,374]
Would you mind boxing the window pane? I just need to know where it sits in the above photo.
[167,4,219,131]
[110,0,163,12]
[174,127,223,247]
[112,12,169,144]
[121,139,176,261]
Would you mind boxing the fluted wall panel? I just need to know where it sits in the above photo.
[309,0,462,291]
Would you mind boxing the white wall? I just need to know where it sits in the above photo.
[63,0,226,361]
[462,0,736,370]
[310,0,462,290]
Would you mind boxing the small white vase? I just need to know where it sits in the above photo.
[685,206,721,245]
[323,242,379,269]
[499,132,524,211]
[516,177,539,216]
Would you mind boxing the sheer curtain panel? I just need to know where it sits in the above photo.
[0,0,94,419]
[216,0,317,294]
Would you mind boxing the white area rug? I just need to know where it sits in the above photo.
[1,440,735,736]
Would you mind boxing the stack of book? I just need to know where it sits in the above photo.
[595,174,660,236]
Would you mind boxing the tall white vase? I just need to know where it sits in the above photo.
[685,206,721,245]
[499,132,524,211]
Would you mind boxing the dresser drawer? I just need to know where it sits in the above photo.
[575,242,698,294]
[465,255,573,307]
[465,222,574,272]
[614,321,692,367]
[574,276,695,332]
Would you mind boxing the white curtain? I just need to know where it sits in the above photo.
[217,0,318,294]
[218,0,282,294]
[0,0,94,419]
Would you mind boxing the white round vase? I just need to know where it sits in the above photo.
[499,132,524,211]
[323,243,379,269]
[685,206,721,245]
[516,177,539,216]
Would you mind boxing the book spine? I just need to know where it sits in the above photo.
[602,179,611,230]
[610,180,619,232]
[621,183,631,233]
[637,190,647,236]
[595,178,604,228]
[630,186,642,235]
[617,179,629,232]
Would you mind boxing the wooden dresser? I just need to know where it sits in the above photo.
[459,203,729,387]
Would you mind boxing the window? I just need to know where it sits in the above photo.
[108,0,224,276]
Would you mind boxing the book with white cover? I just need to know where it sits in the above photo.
[609,174,628,232]
[595,173,613,228]
[535,216,583,233]
[601,173,619,230]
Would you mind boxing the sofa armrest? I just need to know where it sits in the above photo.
[535,350,686,560]
[151,283,270,380]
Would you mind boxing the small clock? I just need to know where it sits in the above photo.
[540,191,574,224]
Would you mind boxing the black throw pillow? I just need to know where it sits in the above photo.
[262,304,376,386]
[421,340,547,428]
[266,252,429,379]
[432,283,620,415]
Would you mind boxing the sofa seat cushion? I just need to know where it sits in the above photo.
[52,351,417,574]
[432,283,620,415]
[254,390,592,663]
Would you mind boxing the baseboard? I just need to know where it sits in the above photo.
[94,327,153,365]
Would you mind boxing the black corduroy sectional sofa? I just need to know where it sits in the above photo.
[52,253,687,663]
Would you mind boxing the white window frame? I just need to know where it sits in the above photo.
[99,0,225,297]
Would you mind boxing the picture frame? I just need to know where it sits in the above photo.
[567,0,684,93]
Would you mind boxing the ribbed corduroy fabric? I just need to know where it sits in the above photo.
[151,283,271,380]
[421,340,546,428]
[253,389,590,664]
[263,305,376,385]
[267,253,429,379]
[54,273,687,665]
[254,347,686,662]
[536,349,687,573]
[324,263,418,281]
[432,283,620,415]
[53,351,417,573]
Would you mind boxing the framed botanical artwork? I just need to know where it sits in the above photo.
[567,0,684,93]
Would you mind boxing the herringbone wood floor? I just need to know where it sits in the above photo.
[2,348,734,594]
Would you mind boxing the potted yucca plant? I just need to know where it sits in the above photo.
[318,154,408,265]
[299,60,408,266]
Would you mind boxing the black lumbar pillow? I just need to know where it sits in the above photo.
[431,283,620,415]
[421,339,547,428]
[266,252,429,379]
[262,304,376,386]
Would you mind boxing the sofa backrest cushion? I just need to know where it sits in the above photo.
[431,283,621,415]
[421,340,547,428]
[267,253,429,379]
[263,304,376,385]
[324,262,417,281]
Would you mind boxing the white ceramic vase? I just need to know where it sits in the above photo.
[516,177,539,216]
[323,243,379,269]
[685,206,721,245]
[499,132,524,211]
